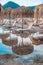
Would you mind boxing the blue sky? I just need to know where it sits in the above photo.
[0,0,43,6]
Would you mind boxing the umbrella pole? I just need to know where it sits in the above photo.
[9,11,12,46]
[22,10,23,45]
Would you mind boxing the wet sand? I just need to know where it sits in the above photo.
[0,54,19,65]
[3,61,43,65]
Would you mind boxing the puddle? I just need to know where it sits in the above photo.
[0,27,43,63]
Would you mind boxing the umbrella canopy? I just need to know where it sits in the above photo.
[12,37,34,55]
[2,33,18,46]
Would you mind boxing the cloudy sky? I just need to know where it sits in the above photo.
[0,0,43,6]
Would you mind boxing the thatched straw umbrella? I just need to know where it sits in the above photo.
[31,31,43,45]
[12,8,34,55]
[2,33,18,46]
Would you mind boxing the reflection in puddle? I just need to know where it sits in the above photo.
[0,28,43,63]
[0,28,10,34]
[13,45,43,63]
[0,39,13,54]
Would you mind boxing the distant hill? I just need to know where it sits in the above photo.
[27,6,35,10]
[2,1,35,10]
[2,1,20,9]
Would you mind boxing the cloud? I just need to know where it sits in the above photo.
[0,0,43,6]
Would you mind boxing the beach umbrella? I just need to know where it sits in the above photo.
[12,8,34,55]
